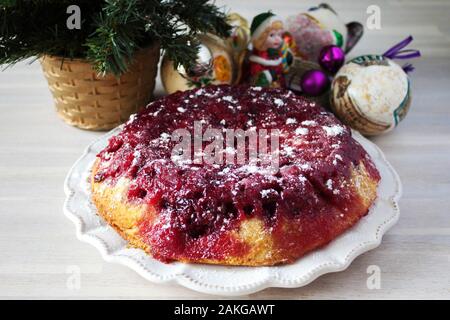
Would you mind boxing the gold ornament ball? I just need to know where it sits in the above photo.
[161,34,235,94]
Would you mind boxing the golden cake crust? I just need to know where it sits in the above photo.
[91,159,378,266]
[91,85,381,266]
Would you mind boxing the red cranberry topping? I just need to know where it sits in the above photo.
[95,85,380,262]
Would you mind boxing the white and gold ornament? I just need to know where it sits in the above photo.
[330,36,421,136]
[330,55,411,136]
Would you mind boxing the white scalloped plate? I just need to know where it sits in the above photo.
[64,127,401,296]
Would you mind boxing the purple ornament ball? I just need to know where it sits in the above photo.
[318,45,345,74]
[300,69,330,96]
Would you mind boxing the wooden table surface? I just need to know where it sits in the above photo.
[0,0,449,299]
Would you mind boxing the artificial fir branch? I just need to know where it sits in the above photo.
[0,0,231,76]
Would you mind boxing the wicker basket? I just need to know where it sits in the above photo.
[40,45,160,130]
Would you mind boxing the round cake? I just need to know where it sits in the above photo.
[91,85,380,266]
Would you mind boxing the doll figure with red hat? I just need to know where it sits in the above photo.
[248,12,293,87]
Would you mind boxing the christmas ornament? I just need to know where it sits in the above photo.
[285,58,329,104]
[286,59,317,91]
[247,11,294,87]
[281,31,296,73]
[161,13,250,94]
[286,3,363,62]
[318,45,345,74]
[330,36,421,136]
[300,69,330,96]
[161,33,234,94]
[226,13,251,86]
[182,44,214,79]
[226,13,251,56]
[285,58,330,102]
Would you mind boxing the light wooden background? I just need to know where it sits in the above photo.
[0,0,449,299]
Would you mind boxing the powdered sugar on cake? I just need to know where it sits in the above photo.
[93,85,381,263]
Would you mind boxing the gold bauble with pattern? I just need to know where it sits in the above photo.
[161,33,235,94]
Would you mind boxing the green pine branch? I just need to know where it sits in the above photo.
[0,0,231,76]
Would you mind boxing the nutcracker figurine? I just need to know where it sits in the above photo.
[248,12,293,87]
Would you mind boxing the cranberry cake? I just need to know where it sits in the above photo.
[91,85,380,266]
